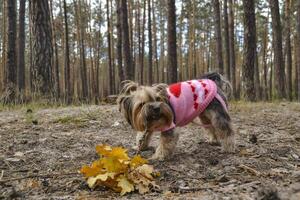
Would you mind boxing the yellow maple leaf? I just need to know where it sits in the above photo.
[136,164,154,180]
[117,175,134,195]
[87,172,116,188]
[95,144,112,157]
[101,157,127,173]
[110,147,130,162]
[80,160,103,178]
[130,155,148,169]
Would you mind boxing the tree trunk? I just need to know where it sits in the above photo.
[284,0,292,100]
[141,1,146,84]
[242,0,256,101]
[224,0,230,80]
[152,0,159,83]
[121,0,133,80]
[116,0,124,84]
[213,0,224,74]
[5,0,17,102]
[30,0,54,97]
[148,0,153,85]
[17,0,26,94]
[77,0,88,100]
[228,0,236,98]
[63,0,71,103]
[297,0,300,100]
[262,15,269,101]
[106,0,113,94]
[269,0,286,99]
[1,0,7,93]
[167,0,177,84]
[254,50,260,100]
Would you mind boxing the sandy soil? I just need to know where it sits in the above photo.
[0,102,300,200]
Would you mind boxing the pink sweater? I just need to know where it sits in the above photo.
[158,79,227,131]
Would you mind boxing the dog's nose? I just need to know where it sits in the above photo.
[153,106,160,114]
[150,103,161,115]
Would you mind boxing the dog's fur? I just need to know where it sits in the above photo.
[117,72,235,160]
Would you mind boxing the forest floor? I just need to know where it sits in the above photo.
[0,102,300,200]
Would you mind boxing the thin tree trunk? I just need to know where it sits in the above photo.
[50,0,60,100]
[116,0,124,84]
[63,0,71,103]
[106,0,113,94]
[152,0,159,83]
[167,0,177,83]
[121,0,133,80]
[141,1,146,84]
[269,0,286,99]
[284,0,292,100]
[224,0,230,80]
[148,0,153,85]
[297,0,300,100]
[213,0,224,74]
[17,0,26,94]
[262,15,269,101]
[254,50,260,100]
[242,0,256,101]
[77,0,88,100]
[228,0,236,98]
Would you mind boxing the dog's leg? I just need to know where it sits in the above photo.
[151,129,179,160]
[199,114,219,145]
[200,99,235,152]
[210,111,235,153]
[135,131,153,151]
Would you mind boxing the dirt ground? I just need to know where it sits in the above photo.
[0,102,300,200]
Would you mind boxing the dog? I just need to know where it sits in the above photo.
[117,72,235,160]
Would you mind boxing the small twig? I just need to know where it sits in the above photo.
[238,164,261,176]
[169,185,217,194]
[0,172,79,184]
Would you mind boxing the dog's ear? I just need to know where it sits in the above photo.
[119,80,139,95]
[117,95,133,126]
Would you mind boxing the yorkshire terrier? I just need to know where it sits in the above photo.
[117,72,235,160]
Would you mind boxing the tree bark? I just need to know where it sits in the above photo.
[148,0,153,85]
[262,15,269,101]
[297,0,300,100]
[269,0,286,99]
[213,0,224,74]
[1,0,7,93]
[63,0,71,103]
[224,0,230,80]
[5,0,17,102]
[285,0,292,100]
[106,0,113,94]
[242,0,256,101]
[121,0,133,80]
[17,0,26,93]
[228,0,236,98]
[167,0,177,84]
[116,0,124,84]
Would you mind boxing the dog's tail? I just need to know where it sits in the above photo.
[200,72,232,98]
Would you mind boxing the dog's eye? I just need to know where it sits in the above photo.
[155,97,161,101]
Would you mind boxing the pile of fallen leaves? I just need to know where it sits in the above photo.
[80,145,160,195]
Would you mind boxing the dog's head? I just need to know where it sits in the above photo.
[117,81,174,132]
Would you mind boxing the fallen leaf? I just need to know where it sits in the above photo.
[87,172,116,188]
[117,175,134,195]
[130,155,148,168]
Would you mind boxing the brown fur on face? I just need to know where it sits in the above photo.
[117,81,173,132]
